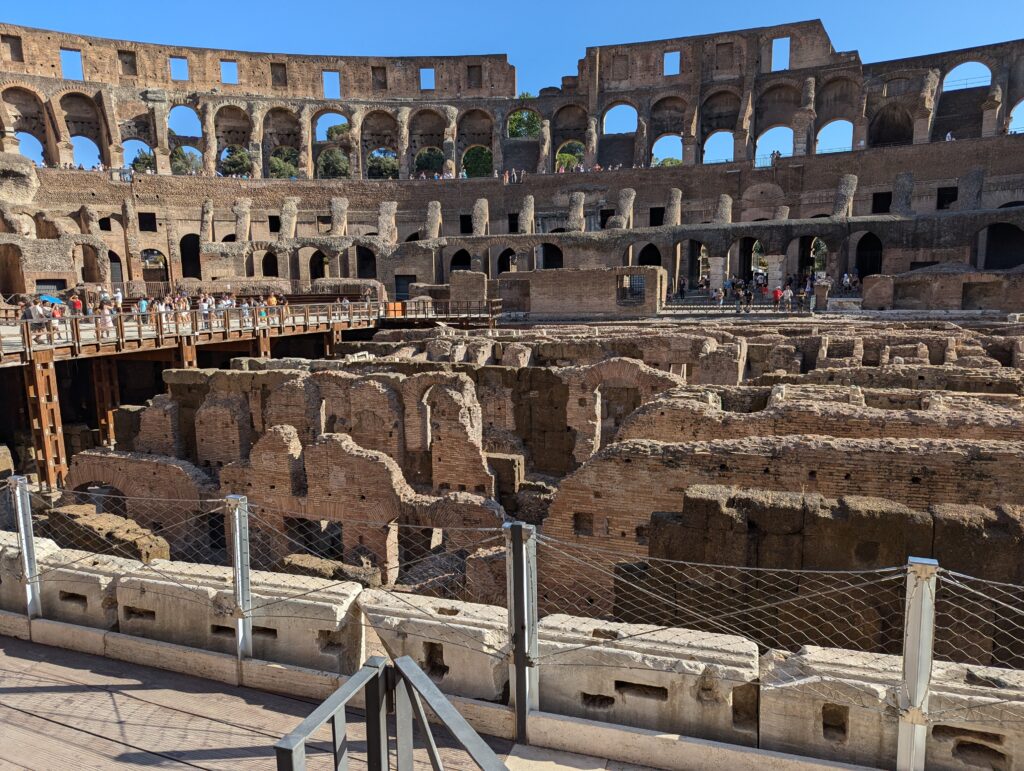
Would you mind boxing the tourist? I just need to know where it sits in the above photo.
[138,296,149,325]
[772,286,783,311]
[69,293,83,317]
[781,285,794,312]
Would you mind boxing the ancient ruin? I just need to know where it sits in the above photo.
[1,17,1024,771]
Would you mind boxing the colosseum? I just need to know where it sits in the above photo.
[1,17,1024,771]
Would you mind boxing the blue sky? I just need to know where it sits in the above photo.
[6,0,1024,166]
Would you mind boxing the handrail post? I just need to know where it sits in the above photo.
[364,659,389,769]
[9,476,40,619]
[228,495,252,660]
[897,557,938,771]
[504,520,539,743]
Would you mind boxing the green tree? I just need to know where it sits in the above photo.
[366,148,398,179]
[326,122,351,143]
[170,145,202,175]
[556,140,585,171]
[316,148,350,179]
[654,156,682,167]
[462,146,493,177]
[508,93,541,139]
[219,145,252,176]
[414,147,445,174]
[268,146,300,178]
[131,149,155,173]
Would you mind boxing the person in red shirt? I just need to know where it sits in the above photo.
[69,294,83,316]
[772,286,783,312]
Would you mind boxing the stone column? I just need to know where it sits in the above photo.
[202,104,218,175]
[200,198,214,242]
[981,83,1003,138]
[707,255,727,291]
[472,198,489,236]
[538,120,551,174]
[377,201,398,245]
[348,110,363,180]
[567,192,586,232]
[298,108,313,179]
[47,97,75,167]
[442,107,458,177]
[682,135,698,165]
[665,189,682,226]
[233,198,252,242]
[150,101,172,175]
[765,254,786,289]
[584,117,598,167]
[518,195,535,234]
[633,117,649,167]
[424,201,442,239]
[490,117,504,173]
[330,198,349,236]
[397,107,411,179]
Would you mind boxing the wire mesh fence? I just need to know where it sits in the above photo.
[8,478,1024,742]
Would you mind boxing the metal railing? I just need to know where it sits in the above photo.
[273,655,506,770]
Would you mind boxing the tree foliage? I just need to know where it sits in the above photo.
[131,149,155,173]
[170,145,202,175]
[326,122,352,145]
[414,147,445,174]
[268,146,300,179]
[462,146,493,177]
[654,156,682,167]
[220,145,252,176]
[508,93,541,139]
[555,140,585,171]
[316,148,350,179]
[367,148,398,179]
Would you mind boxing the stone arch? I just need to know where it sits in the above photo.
[700,90,741,141]
[942,61,993,91]
[262,107,301,171]
[815,77,861,126]
[2,86,50,162]
[754,125,794,165]
[636,243,662,266]
[457,109,494,158]
[168,104,203,149]
[409,108,446,154]
[413,146,444,176]
[978,223,1024,270]
[497,247,516,273]
[1010,99,1024,134]
[816,119,854,154]
[356,245,377,279]
[869,102,913,147]
[539,242,563,269]
[460,144,493,177]
[214,105,251,155]
[449,249,472,273]
[702,130,734,163]
[552,103,588,150]
[261,250,280,278]
[179,233,201,279]
[755,83,801,135]
[854,232,884,277]
[309,249,329,280]
[361,110,399,174]
[601,102,638,134]
[506,106,542,138]
[0,243,24,294]
[650,96,687,138]
[60,92,108,164]
[651,134,683,165]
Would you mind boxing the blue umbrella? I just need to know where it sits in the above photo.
[38,294,66,304]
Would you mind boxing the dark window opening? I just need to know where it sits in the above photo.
[117,50,137,76]
[98,217,112,231]
[871,192,892,214]
[138,212,157,232]
[573,512,594,537]
[459,214,473,234]
[372,66,388,91]
[508,213,519,233]
[936,186,958,210]
[616,274,646,305]
[600,209,616,228]
[649,207,665,227]
[1,35,24,63]
[268,215,281,233]
[270,62,288,87]
[467,65,482,89]
[395,274,416,300]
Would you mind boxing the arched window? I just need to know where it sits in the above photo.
[123,139,154,172]
[180,234,201,279]
[219,145,253,176]
[855,233,884,277]
[555,140,585,171]
[816,120,854,154]
[261,252,279,278]
[108,250,124,285]
[602,104,638,134]
[650,135,683,166]
[171,145,202,175]
[310,250,328,280]
[461,146,493,177]
[414,147,445,175]
[540,243,563,269]
[942,61,992,92]
[637,244,662,266]
[366,148,398,179]
[70,136,101,167]
[507,108,541,139]
[450,250,472,273]
[315,112,349,142]
[14,131,44,164]
[1010,100,1024,134]
[869,103,914,147]
[497,248,516,273]
[168,105,202,138]
[356,246,376,279]
[702,131,733,164]
[755,126,794,167]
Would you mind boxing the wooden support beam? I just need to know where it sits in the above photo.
[252,330,271,358]
[176,336,198,368]
[23,349,67,490]
[324,324,344,357]
[92,357,119,447]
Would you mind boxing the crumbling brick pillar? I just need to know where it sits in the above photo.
[708,255,727,291]
[765,254,786,289]
[202,105,217,175]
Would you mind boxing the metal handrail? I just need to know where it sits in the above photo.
[274,655,506,770]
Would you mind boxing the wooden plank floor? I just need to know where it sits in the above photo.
[0,635,513,770]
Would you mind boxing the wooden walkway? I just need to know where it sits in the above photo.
[0,635,514,770]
